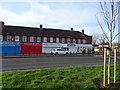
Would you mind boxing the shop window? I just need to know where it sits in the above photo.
[7,35,11,41]
[30,36,34,42]
[78,39,81,44]
[83,39,86,44]
[37,37,41,42]
[15,36,19,41]
[22,36,27,42]
[62,38,65,43]
[56,37,59,43]
[0,35,3,41]
[50,37,53,42]
[43,37,47,42]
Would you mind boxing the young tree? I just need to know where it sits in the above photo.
[96,0,120,85]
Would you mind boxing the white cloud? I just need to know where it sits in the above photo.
[0,7,30,24]
[0,0,117,2]
[0,2,101,35]
[29,2,97,27]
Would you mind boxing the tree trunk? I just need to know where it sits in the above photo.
[108,0,114,85]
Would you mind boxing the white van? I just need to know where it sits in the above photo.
[51,48,69,55]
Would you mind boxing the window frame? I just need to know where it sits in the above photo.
[15,35,19,41]
[22,36,27,42]
[78,39,81,44]
[30,36,34,42]
[0,35,3,41]
[83,39,86,44]
[73,38,76,43]
[56,37,59,43]
[50,37,53,43]
[62,38,65,43]
[43,37,47,42]
[7,35,11,41]
[67,38,70,43]
[37,37,41,42]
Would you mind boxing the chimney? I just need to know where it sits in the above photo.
[70,28,73,31]
[82,29,84,34]
[0,21,4,34]
[40,24,43,28]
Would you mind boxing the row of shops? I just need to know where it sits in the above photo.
[0,42,92,54]
[42,43,92,54]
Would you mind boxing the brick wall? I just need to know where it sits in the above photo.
[53,37,56,43]
[86,36,92,44]
[3,35,92,44]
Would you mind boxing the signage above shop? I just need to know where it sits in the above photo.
[67,44,76,47]
[76,44,92,48]
[43,43,66,47]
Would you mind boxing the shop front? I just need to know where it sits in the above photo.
[76,44,92,54]
[42,43,67,53]
[67,43,77,53]
[0,42,21,54]
[21,43,42,54]
[42,43,92,54]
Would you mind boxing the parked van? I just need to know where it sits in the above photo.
[51,48,69,55]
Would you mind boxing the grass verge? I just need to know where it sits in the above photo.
[2,64,120,89]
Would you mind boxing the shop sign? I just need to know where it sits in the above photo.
[42,43,62,47]
[67,44,76,47]
[76,44,92,48]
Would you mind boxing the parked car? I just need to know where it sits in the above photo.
[51,48,69,55]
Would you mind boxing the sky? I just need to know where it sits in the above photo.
[0,0,119,42]
[118,2,120,43]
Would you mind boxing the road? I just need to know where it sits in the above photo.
[2,55,120,71]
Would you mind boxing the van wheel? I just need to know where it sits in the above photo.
[65,52,68,55]
[56,52,59,55]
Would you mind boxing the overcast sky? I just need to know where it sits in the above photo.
[0,0,118,38]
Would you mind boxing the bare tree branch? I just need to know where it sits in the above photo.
[113,32,120,40]
[95,15,110,42]
[98,1,118,43]
[99,2,114,33]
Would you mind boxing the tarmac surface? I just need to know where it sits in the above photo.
[1,54,120,71]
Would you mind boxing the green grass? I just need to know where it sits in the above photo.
[2,64,120,89]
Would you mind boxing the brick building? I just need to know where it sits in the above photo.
[0,22,92,44]
[0,21,92,54]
